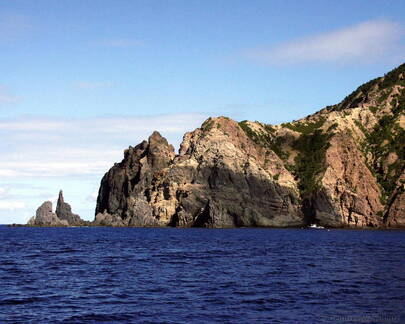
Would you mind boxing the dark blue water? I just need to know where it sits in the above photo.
[0,226,404,323]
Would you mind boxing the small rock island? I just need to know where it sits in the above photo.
[28,191,87,226]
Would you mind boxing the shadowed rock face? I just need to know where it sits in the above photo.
[56,190,83,226]
[95,63,404,228]
[96,131,175,224]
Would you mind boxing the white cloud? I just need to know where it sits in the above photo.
[98,38,144,48]
[0,200,26,210]
[0,169,19,177]
[0,161,114,177]
[0,113,207,135]
[0,112,207,178]
[0,187,8,198]
[247,19,405,65]
[75,81,114,89]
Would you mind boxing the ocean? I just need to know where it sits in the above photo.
[0,226,404,323]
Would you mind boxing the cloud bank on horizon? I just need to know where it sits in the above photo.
[0,113,206,178]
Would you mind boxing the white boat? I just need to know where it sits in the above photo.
[309,224,325,229]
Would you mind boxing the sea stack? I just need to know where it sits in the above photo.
[56,190,83,226]
[27,201,69,226]
[27,191,85,226]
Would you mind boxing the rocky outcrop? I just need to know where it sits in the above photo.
[96,119,304,228]
[56,190,83,226]
[95,63,404,228]
[93,211,129,227]
[27,191,85,226]
[313,133,383,227]
[96,131,176,226]
[27,201,69,226]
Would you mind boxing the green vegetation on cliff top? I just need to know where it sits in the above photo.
[238,119,330,197]
[293,130,331,196]
[361,88,405,202]
[238,121,289,160]
[236,63,405,201]
[334,63,405,111]
[281,117,326,135]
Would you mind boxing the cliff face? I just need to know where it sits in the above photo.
[95,123,303,227]
[312,132,383,227]
[95,132,176,226]
[96,63,405,228]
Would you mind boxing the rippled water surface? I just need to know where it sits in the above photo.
[0,226,404,323]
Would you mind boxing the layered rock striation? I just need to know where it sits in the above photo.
[95,63,405,228]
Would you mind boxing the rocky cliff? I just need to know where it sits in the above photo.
[95,63,404,228]
[96,123,302,227]
[28,191,85,226]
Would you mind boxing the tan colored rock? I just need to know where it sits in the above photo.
[93,211,128,227]
[315,133,383,227]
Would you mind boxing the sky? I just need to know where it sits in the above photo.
[1,0,404,223]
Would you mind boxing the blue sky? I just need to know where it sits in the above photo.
[1,0,404,223]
